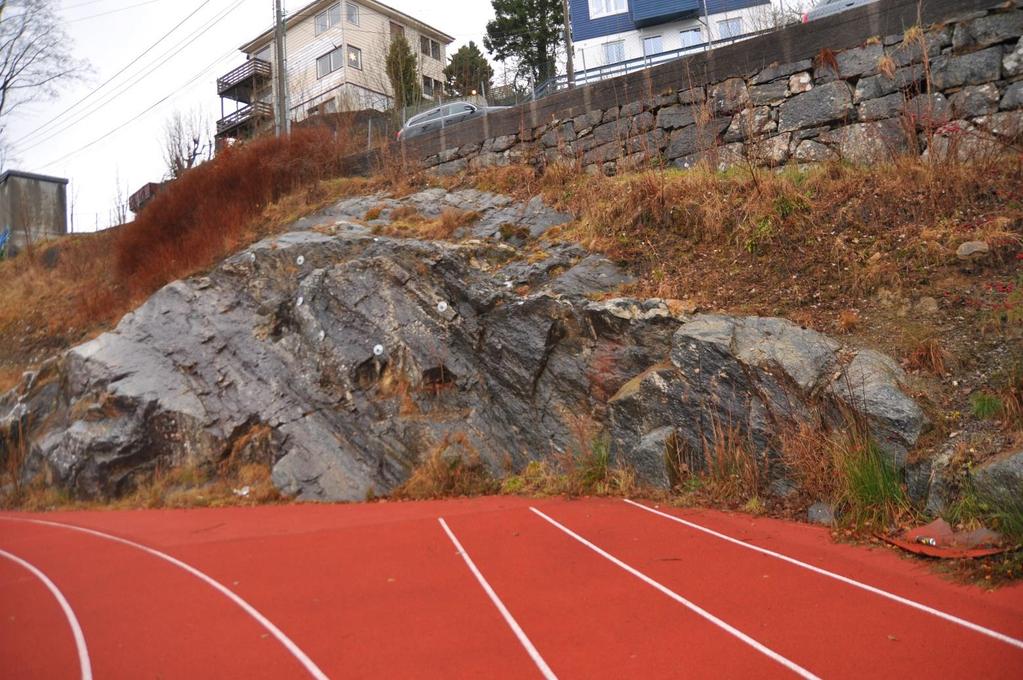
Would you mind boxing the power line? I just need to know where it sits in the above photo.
[60,0,120,11]
[37,44,242,170]
[15,0,247,154]
[11,0,215,148]
[66,0,166,24]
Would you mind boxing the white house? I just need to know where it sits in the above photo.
[216,0,453,142]
[568,0,788,84]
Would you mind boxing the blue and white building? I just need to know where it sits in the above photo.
[568,0,784,79]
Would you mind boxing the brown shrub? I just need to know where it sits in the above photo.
[701,420,763,505]
[905,337,953,376]
[393,433,499,500]
[836,309,860,334]
[116,127,361,300]
[778,423,841,502]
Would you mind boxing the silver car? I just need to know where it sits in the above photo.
[803,0,879,22]
[398,102,486,141]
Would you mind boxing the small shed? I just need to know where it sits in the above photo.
[0,170,69,253]
[129,181,167,215]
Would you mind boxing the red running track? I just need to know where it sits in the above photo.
[2,496,1022,679]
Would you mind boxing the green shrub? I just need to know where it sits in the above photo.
[970,392,1003,420]
[839,439,908,529]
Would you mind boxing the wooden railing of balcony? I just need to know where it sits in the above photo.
[216,101,274,135]
[217,58,271,97]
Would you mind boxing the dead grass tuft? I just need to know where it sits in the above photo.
[905,336,953,376]
[836,309,860,334]
[392,433,499,499]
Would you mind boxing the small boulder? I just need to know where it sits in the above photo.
[956,240,990,262]
[972,450,1023,500]
[808,502,836,525]
[915,296,939,316]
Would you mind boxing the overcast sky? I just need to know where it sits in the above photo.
[5,0,496,231]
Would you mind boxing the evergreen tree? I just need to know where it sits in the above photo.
[484,0,563,88]
[443,41,494,98]
[385,35,421,113]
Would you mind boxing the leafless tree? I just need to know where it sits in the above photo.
[109,170,128,227]
[747,1,811,31]
[162,109,212,179]
[0,0,89,164]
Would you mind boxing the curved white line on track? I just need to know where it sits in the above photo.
[0,516,329,680]
[624,499,1023,652]
[0,548,93,680]
[439,518,558,680]
[529,507,820,680]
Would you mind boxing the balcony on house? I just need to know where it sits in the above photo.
[629,0,701,27]
[217,58,272,103]
[215,102,274,140]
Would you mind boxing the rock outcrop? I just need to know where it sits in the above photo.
[1,191,927,501]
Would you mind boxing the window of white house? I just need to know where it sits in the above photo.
[680,28,703,48]
[420,36,441,60]
[603,40,625,64]
[316,46,345,78]
[315,3,342,34]
[346,2,359,24]
[423,75,434,98]
[589,0,628,19]
[643,35,663,56]
[718,18,743,39]
[347,45,362,69]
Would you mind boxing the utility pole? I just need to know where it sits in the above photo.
[273,0,290,136]
[561,0,574,87]
[702,0,715,49]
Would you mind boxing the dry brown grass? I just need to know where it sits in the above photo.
[836,309,860,334]
[906,336,953,376]
[700,421,763,506]
[117,128,368,301]
[0,230,125,383]
[458,155,1023,391]
[0,130,375,389]
[392,433,499,500]
[778,423,841,502]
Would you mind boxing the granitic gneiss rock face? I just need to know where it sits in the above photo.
[1,192,927,502]
[607,315,928,487]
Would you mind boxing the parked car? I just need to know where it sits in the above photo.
[802,0,879,22]
[398,102,504,141]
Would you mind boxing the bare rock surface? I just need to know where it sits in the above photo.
[2,191,927,502]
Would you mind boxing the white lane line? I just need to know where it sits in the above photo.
[0,516,329,680]
[0,548,93,680]
[624,499,1023,652]
[438,518,558,680]
[529,506,820,680]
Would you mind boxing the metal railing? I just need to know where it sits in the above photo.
[217,58,272,98]
[216,102,274,135]
[532,28,771,100]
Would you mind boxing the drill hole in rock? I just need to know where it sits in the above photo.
[422,365,456,390]
[354,357,387,390]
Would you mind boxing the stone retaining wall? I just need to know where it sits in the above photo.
[388,0,1023,176]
